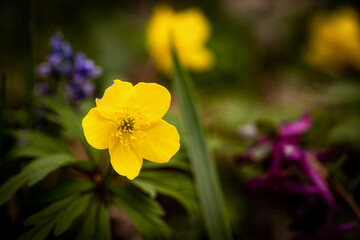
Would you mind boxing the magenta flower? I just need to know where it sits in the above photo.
[238,113,358,238]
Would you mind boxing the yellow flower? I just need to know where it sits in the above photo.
[146,4,214,74]
[82,80,180,180]
[304,7,360,73]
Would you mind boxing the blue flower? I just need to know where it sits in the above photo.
[35,32,102,103]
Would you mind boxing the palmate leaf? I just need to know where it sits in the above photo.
[0,153,77,206]
[21,193,92,240]
[111,185,171,239]
[172,49,232,240]
[133,170,199,213]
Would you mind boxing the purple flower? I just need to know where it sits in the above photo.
[35,32,102,103]
[36,33,73,80]
[239,113,357,238]
[279,113,312,138]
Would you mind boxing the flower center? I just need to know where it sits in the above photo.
[112,106,150,146]
[120,117,135,131]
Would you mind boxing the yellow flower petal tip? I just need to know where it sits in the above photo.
[82,80,180,180]
[146,4,215,75]
[304,7,360,73]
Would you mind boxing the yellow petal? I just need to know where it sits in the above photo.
[109,140,143,180]
[130,82,171,121]
[82,108,115,149]
[96,80,134,119]
[136,119,180,163]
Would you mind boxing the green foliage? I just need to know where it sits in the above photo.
[14,130,72,154]
[40,97,100,161]
[41,179,95,202]
[75,200,111,240]
[134,170,199,213]
[54,194,91,236]
[76,201,98,240]
[142,152,191,172]
[21,194,91,240]
[111,185,171,239]
[96,203,112,240]
[40,97,86,143]
[172,50,232,240]
[5,130,73,161]
[0,153,77,206]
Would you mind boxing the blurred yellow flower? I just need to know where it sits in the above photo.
[146,4,214,74]
[82,80,180,180]
[304,8,360,73]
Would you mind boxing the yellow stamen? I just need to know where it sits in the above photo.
[112,106,150,146]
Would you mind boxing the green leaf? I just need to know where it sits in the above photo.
[40,97,98,161]
[134,171,198,213]
[12,130,72,154]
[111,185,170,239]
[41,179,94,202]
[41,97,85,143]
[7,146,51,160]
[95,203,111,240]
[76,201,98,240]
[142,152,190,172]
[21,194,91,240]
[132,179,158,198]
[54,194,92,236]
[24,196,77,226]
[18,219,56,240]
[0,153,77,206]
[172,49,232,240]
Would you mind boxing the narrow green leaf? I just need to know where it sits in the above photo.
[95,204,111,240]
[54,194,91,236]
[0,174,28,206]
[7,146,51,160]
[24,196,76,226]
[0,153,77,206]
[18,219,56,240]
[172,49,232,240]
[76,202,98,240]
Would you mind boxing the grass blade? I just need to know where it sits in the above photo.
[172,50,232,240]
